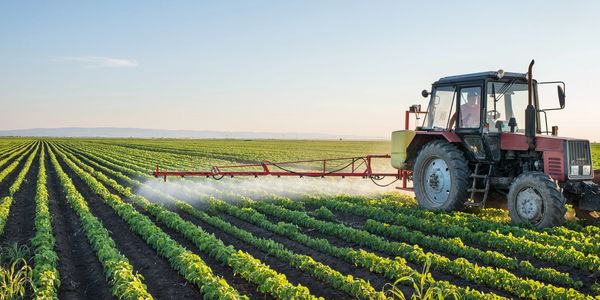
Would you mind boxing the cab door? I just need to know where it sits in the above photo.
[455,84,490,161]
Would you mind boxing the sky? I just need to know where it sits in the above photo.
[1,1,599,140]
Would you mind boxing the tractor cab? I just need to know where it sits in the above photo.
[421,70,565,136]
[422,71,532,134]
[418,71,536,163]
[392,61,598,228]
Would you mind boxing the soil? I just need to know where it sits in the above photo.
[312,205,599,294]
[46,157,115,300]
[54,152,209,299]
[46,144,596,298]
[127,202,272,300]
[318,200,599,292]
[211,210,405,294]
[258,205,512,298]
[458,232,596,293]
[1,150,39,246]
[61,148,273,300]
[174,209,350,300]
[0,151,30,199]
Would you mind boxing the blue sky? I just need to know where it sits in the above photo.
[1,1,599,139]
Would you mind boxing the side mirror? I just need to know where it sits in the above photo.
[557,85,565,108]
[421,90,430,98]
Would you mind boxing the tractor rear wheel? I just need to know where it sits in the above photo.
[413,140,470,211]
[507,172,566,228]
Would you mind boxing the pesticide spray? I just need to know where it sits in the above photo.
[138,175,407,208]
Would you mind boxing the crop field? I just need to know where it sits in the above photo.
[1,137,600,300]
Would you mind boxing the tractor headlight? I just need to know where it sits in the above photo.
[582,165,592,176]
[571,165,580,176]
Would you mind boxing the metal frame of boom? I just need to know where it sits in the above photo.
[152,108,427,190]
[154,154,411,188]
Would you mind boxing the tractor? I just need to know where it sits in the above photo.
[391,60,599,227]
[154,60,599,228]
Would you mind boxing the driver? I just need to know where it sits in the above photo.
[460,91,480,128]
[449,90,480,129]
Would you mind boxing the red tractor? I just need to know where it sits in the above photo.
[392,60,598,227]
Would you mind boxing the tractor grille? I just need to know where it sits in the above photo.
[567,141,592,166]
[567,140,592,179]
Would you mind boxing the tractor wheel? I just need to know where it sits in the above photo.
[412,140,470,211]
[507,172,566,228]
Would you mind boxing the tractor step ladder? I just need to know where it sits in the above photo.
[465,163,493,207]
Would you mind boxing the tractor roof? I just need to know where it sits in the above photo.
[435,71,527,85]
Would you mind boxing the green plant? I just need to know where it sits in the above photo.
[31,144,60,300]
[0,243,31,266]
[313,206,335,221]
[0,258,32,300]
[385,257,457,300]
[47,146,153,300]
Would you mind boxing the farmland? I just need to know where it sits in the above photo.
[1,137,600,299]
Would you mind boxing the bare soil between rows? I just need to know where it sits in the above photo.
[173,208,350,300]
[208,209,406,294]
[304,203,596,294]
[63,146,273,299]
[54,150,207,300]
[260,205,514,298]
[46,155,115,300]
[1,149,39,246]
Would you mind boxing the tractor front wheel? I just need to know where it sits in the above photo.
[413,140,470,211]
[507,172,566,228]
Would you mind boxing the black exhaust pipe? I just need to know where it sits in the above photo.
[526,60,536,150]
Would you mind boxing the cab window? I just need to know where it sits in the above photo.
[458,87,481,128]
[422,86,456,130]
[487,81,529,133]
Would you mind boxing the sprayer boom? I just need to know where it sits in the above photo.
[153,154,410,187]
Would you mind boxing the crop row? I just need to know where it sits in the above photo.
[0,143,39,235]
[64,142,587,295]
[175,200,387,300]
[275,196,578,287]
[52,144,317,300]
[47,145,153,299]
[0,141,35,167]
[337,194,600,256]
[206,199,499,299]
[88,140,599,239]
[301,195,600,273]
[57,140,599,298]
[247,201,589,299]
[31,144,60,299]
[362,219,578,288]
[60,143,402,300]
[50,144,249,299]
[69,144,387,299]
